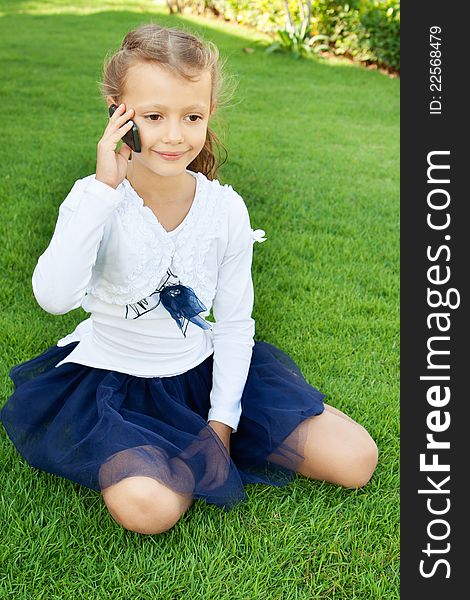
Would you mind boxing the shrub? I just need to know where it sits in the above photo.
[176,0,400,72]
[359,0,400,70]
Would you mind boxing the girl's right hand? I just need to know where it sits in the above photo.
[96,103,135,189]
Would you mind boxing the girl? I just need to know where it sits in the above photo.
[0,23,377,535]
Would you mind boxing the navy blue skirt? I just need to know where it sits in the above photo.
[0,340,325,510]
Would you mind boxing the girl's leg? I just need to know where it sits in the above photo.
[270,403,378,488]
[102,475,193,535]
[323,402,366,425]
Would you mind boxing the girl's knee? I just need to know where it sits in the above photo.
[295,410,378,489]
[341,434,378,489]
[102,476,192,535]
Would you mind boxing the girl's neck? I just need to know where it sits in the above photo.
[126,160,194,206]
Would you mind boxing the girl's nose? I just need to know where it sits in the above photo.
[162,120,184,144]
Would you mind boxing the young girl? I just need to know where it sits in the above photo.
[0,23,377,535]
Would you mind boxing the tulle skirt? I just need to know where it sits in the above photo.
[0,340,325,510]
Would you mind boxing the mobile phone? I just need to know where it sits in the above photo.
[108,104,142,153]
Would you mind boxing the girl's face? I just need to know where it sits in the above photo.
[113,62,213,178]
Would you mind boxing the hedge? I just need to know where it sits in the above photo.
[175,0,400,72]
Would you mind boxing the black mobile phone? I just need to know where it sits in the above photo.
[108,104,142,153]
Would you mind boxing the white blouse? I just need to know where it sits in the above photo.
[31,170,266,432]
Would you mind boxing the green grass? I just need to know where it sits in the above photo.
[0,2,399,598]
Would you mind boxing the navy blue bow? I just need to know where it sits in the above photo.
[159,284,211,337]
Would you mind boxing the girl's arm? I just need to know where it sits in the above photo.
[208,420,232,451]
[34,104,137,315]
[207,191,255,434]
[32,176,123,314]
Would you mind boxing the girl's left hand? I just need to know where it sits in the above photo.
[208,420,232,453]
[180,424,231,490]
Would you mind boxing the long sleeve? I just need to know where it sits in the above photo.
[207,192,255,433]
[32,176,124,315]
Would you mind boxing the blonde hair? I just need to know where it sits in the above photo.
[99,23,235,180]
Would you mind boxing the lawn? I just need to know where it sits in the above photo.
[0,1,399,598]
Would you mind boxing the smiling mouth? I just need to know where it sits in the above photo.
[154,150,187,156]
[153,150,188,162]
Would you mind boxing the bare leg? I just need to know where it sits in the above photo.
[102,476,193,535]
[270,407,378,488]
[323,402,369,427]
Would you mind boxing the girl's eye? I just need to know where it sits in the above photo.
[144,114,202,122]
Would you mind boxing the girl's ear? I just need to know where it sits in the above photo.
[106,95,118,108]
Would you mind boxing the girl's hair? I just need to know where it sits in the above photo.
[99,23,234,180]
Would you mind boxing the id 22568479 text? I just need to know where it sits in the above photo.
[429,26,443,115]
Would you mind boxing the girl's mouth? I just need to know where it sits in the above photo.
[154,151,186,161]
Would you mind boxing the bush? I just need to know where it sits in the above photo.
[359,0,400,70]
[309,1,400,70]
[310,1,372,61]
[177,0,400,72]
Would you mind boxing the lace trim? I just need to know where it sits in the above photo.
[171,180,228,307]
[85,191,174,304]
[85,172,223,306]
[85,174,265,307]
